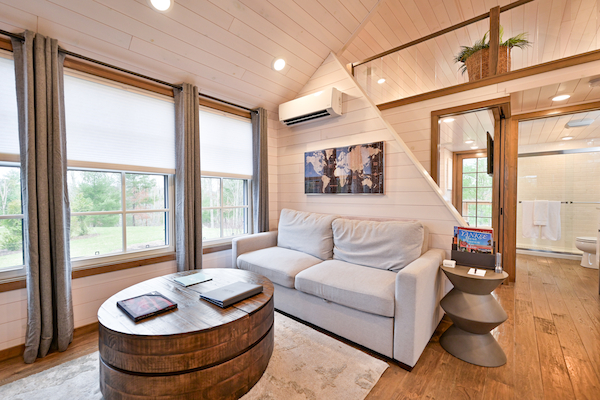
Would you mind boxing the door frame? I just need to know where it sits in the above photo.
[431,98,512,279]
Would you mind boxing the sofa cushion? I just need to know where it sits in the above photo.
[294,260,397,317]
[237,246,322,288]
[332,218,423,271]
[277,208,337,260]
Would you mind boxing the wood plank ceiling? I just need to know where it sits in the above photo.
[346,0,600,106]
[0,0,382,113]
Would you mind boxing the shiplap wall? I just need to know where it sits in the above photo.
[274,52,464,250]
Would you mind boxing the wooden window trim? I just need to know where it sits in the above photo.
[0,242,235,293]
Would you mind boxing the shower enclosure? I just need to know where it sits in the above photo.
[517,150,600,254]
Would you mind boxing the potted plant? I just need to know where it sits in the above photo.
[455,28,531,81]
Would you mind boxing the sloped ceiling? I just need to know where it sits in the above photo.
[0,0,382,112]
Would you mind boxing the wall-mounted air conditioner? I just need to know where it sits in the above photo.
[279,87,342,127]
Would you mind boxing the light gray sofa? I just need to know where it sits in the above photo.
[232,209,448,369]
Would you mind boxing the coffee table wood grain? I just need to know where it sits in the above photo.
[98,268,274,400]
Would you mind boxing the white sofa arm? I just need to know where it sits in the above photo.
[393,248,448,368]
[231,231,278,268]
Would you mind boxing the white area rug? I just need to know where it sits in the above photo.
[0,313,388,400]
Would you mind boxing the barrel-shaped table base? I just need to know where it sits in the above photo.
[440,325,507,367]
[100,324,274,400]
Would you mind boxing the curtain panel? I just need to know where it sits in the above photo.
[252,108,269,233]
[175,83,202,271]
[11,31,74,363]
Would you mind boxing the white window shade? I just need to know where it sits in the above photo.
[64,71,175,172]
[0,53,19,159]
[200,108,252,177]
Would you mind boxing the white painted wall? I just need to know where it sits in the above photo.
[274,53,464,251]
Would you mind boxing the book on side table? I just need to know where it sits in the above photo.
[200,282,263,308]
[117,291,178,322]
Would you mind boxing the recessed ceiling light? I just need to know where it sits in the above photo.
[272,58,286,71]
[565,119,593,128]
[589,77,600,88]
[443,118,455,123]
[551,94,571,101]
[561,136,574,140]
[149,0,172,11]
[377,78,386,84]
[465,139,474,144]
[470,145,479,149]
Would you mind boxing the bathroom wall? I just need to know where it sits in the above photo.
[517,151,600,253]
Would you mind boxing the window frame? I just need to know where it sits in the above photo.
[69,167,175,270]
[453,151,493,227]
[0,162,25,279]
[201,174,252,245]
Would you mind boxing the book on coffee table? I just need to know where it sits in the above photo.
[117,291,177,322]
[200,282,263,308]
[173,272,212,287]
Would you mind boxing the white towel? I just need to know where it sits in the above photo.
[541,201,561,241]
[521,201,538,238]
[533,200,549,226]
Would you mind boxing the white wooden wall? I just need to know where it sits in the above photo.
[273,53,464,252]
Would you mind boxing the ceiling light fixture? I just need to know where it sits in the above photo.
[149,0,172,11]
[551,94,571,101]
[565,119,594,128]
[464,139,474,144]
[377,78,386,84]
[443,118,455,123]
[470,145,479,149]
[589,77,600,88]
[561,136,574,140]
[272,58,286,71]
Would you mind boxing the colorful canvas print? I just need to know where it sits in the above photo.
[304,141,384,194]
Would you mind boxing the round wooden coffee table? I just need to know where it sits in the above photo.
[98,268,274,400]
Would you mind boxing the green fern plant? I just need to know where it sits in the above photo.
[454,28,531,75]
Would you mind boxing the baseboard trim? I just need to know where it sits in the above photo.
[0,321,99,363]
[274,308,414,372]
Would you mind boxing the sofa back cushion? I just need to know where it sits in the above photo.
[332,218,424,271]
[278,209,337,260]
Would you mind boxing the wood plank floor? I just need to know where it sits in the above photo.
[0,255,598,399]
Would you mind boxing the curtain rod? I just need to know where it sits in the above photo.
[1,28,254,112]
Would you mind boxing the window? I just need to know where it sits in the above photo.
[459,156,492,227]
[201,177,249,240]
[68,171,170,259]
[0,50,23,272]
[199,108,252,242]
[64,70,175,264]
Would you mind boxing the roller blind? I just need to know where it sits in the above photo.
[200,108,252,177]
[64,70,175,172]
[0,52,19,160]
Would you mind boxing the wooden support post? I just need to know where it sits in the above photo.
[489,6,501,76]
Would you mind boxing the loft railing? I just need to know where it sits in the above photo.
[353,0,600,108]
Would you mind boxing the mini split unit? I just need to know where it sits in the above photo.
[279,87,343,127]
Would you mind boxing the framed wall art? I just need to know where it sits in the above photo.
[304,141,384,194]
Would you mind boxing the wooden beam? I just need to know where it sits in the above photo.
[489,6,500,77]
[378,49,600,111]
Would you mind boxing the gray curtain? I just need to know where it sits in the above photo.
[252,108,269,233]
[11,31,73,363]
[175,83,202,271]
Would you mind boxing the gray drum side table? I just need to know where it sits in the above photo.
[439,264,509,367]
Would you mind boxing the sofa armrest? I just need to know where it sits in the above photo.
[231,231,278,268]
[393,248,448,368]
